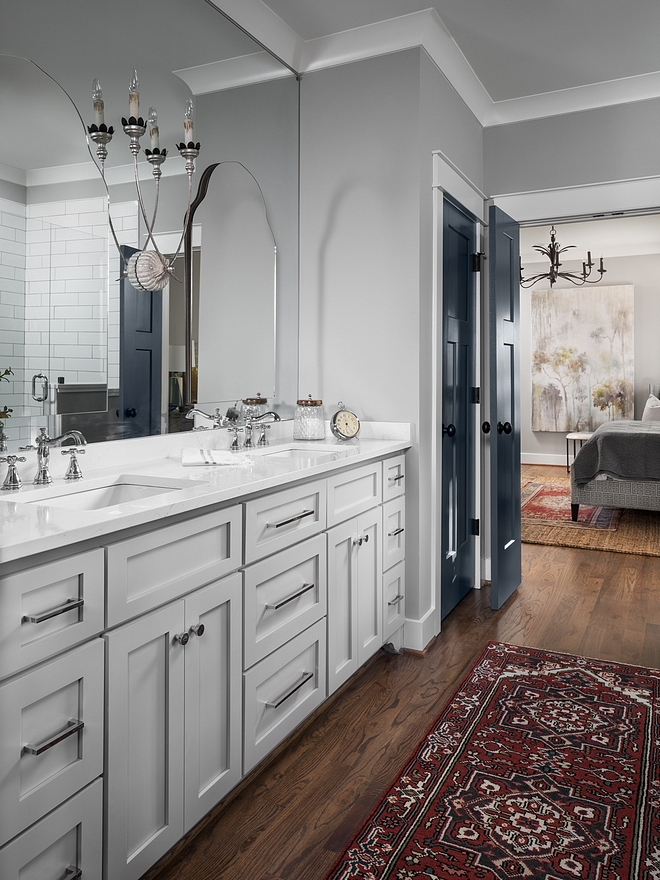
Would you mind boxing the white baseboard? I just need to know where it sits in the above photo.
[403,607,438,652]
[521,452,566,467]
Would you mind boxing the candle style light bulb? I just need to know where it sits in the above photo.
[147,107,159,150]
[128,69,139,120]
[92,78,104,126]
[184,98,194,146]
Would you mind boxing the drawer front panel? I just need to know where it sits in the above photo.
[0,549,104,680]
[383,495,406,571]
[382,454,406,503]
[327,463,381,527]
[244,481,326,563]
[106,506,242,626]
[0,777,103,880]
[243,619,326,773]
[383,560,405,642]
[0,638,104,845]
[244,535,327,668]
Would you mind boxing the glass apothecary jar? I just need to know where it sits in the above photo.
[294,395,325,440]
[241,394,267,422]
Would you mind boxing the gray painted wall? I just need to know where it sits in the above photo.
[299,48,483,644]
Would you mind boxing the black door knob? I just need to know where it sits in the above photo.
[497,421,512,434]
[442,423,456,437]
[482,421,491,434]
[125,408,137,418]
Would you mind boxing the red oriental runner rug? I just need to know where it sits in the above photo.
[323,642,660,880]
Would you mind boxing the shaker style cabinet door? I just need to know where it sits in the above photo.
[0,638,104,845]
[327,506,383,695]
[0,548,104,680]
[0,778,103,880]
[183,572,242,831]
[104,602,186,880]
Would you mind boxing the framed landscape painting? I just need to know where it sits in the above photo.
[531,285,634,432]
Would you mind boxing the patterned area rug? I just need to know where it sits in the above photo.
[521,480,621,530]
[323,642,660,880]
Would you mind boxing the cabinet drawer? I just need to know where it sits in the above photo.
[244,481,326,563]
[244,535,327,668]
[383,495,405,571]
[327,463,381,527]
[383,560,405,642]
[382,454,406,503]
[243,619,326,773]
[0,548,104,680]
[106,506,242,626]
[0,638,104,846]
[0,777,103,880]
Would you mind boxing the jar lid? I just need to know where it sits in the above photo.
[242,395,266,404]
[297,394,322,406]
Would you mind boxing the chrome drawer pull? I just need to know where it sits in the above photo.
[65,866,83,880]
[23,597,84,624]
[388,527,405,537]
[266,582,315,610]
[266,509,314,529]
[265,671,314,709]
[388,594,404,607]
[24,718,84,756]
[389,473,404,482]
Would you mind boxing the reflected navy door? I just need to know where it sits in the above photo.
[441,198,477,619]
[119,245,162,439]
[488,205,521,609]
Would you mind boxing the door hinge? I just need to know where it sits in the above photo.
[471,518,480,536]
[472,252,485,273]
[471,386,480,404]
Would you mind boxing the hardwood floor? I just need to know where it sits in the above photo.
[145,464,660,880]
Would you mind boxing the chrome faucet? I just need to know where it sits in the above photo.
[244,411,281,448]
[185,408,226,430]
[20,428,87,485]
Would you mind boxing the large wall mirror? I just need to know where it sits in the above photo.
[0,0,299,450]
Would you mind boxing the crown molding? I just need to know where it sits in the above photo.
[174,51,295,96]
[209,1,660,127]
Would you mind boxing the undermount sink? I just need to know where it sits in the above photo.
[18,475,194,511]
[259,444,351,464]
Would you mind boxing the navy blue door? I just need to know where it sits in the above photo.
[119,245,162,439]
[441,198,477,619]
[488,205,521,609]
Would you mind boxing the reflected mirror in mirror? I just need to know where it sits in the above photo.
[0,0,299,451]
[192,162,276,408]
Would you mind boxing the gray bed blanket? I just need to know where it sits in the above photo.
[572,420,660,485]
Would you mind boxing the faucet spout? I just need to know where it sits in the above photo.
[52,430,87,446]
[252,411,281,422]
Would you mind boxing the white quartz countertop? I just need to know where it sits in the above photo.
[0,423,411,566]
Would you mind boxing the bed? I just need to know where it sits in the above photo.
[570,418,660,521]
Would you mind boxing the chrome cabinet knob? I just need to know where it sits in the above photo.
[173,632,189,646]
[189,623,205,637]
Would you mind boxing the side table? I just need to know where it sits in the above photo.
[566,431,592,472]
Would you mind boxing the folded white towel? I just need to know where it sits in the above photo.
[182,448,249,467]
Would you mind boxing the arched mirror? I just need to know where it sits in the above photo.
[186,162,276,410]
[0,0,299,451]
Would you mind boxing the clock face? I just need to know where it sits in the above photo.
[333,410,360,439]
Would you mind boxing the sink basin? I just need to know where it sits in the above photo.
[19,475,194,511]
[263,448,339,463]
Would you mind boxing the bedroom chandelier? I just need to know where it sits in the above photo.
[519,226,606,288]
[86,70,200,292]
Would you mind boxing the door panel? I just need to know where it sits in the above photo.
[488,205,521,610]
[119,245,162,439]
[441,198,477,619]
